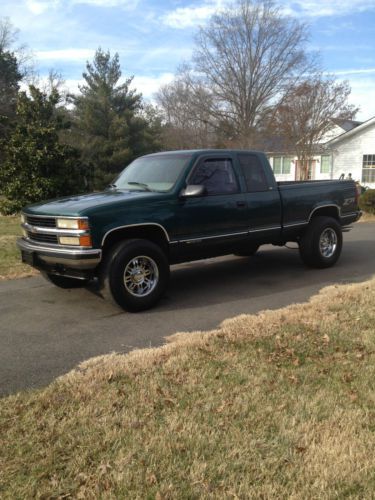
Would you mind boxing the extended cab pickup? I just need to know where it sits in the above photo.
[18,150,361,311]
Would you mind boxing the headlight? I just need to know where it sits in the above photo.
[56,218,89,230]
[20,214,25,224]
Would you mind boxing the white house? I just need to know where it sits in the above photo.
[267,117,375,188]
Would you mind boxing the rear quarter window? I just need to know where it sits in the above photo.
[238,154,269,192]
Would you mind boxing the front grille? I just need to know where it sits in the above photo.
[26,215,56,228]
[27,232,59,244]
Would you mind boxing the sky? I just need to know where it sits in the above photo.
[2,0,375,120]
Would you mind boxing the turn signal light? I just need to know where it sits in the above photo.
[77,219,90,230]
[79,235,92,247]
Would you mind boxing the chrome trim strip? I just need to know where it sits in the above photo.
[340,212,360,218]
[22,236,93,250]
[283,207,360,228]
[17,238,101,257]
[22,222,90,237]
[22,213,88,221]
[249,226,281,233]
[283,222,308,228]
[308,204,340,222]
[102,223,170,246]
[178,226,281,244]
[179,231,248,244]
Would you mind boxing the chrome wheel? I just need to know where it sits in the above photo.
[124,255,159,297]
[319,228,337,258]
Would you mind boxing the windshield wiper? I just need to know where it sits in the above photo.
[127,181,152,191]
[107,183,117,189]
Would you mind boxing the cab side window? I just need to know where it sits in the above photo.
[189,158,239,195]
[238,154,269,192]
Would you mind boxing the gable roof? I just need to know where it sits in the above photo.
[326,116,375,145]
[330,118,363,132]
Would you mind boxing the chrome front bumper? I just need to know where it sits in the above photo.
[17,238,102,270]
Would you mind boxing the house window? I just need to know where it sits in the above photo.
[273,157,282,174]
[282,157,293,175]
[321,155,331,174]
[272,156,292,175]
[362,155,375,183]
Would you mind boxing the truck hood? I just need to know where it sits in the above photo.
[23,190,164,217]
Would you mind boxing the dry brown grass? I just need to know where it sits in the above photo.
[1,278,375,498]
[359,211,375,223]
[0,216,37,280]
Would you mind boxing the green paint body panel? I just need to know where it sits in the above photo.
[21,150,361,264]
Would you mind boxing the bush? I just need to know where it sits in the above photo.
[0,198,22,216]
[0,86,87,215]
[359,189,375,215]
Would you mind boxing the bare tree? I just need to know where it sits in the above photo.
[38,69,66,100]
[191,0,312,148]
[156,67,220,149]
[0,18,34,79]
[274,76,358,180]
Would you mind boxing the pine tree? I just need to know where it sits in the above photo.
[0,86,86,214]
[71,48,161,190]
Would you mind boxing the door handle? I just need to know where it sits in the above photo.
[236,201,246,208]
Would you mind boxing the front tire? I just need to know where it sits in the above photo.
[299,216,343,268]
[100,239,170,312]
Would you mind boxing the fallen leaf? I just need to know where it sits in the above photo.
[147,473,157,485]
[349,392,358,402]
[295,446,307,454]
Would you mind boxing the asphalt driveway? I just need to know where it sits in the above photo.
[1,222,374,397]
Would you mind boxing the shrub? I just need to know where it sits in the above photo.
[359,189,375,215]
[0,86,87,215]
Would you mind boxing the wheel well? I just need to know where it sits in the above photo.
[309,206,340,221]
[102,226,169,257]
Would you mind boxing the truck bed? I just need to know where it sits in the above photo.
[277,179,358,228]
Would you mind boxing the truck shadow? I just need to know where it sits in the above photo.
[79,238,375,318]
[155,239,375,312]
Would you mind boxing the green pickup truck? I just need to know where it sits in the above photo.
[18,150,361,311]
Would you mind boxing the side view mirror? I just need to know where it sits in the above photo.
[180,184,206,198]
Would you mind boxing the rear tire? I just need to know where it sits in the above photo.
[99,239,170,312]
[41,272,87,288]
[299,216,342,268]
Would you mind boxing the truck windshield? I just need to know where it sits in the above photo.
[114,154,193,192]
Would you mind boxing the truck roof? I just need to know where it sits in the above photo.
[145,149,266,157]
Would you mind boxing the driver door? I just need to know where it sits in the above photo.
[173,155,249,249]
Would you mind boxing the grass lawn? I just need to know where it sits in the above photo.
[1,278,375,498]
[0,216,37,280]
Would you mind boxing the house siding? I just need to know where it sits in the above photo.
[329,121,375,188]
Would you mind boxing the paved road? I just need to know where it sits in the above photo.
[1,222,374,397]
